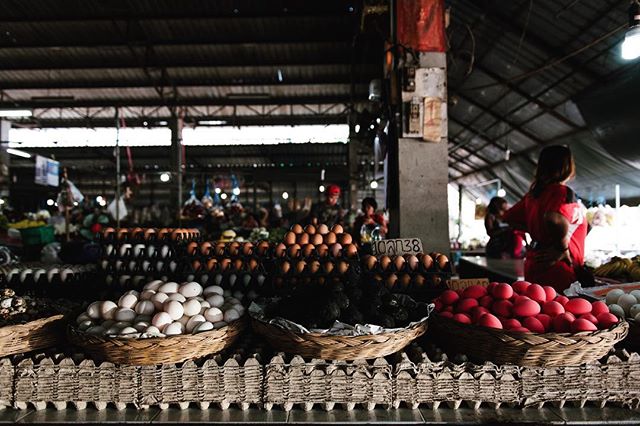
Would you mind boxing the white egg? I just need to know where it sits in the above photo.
[629,304,640,319]
[151,312,173,331]
[199,274,209,285]
[214,275,224,286]
[134,322,150,332]
[193,296,205,302]
[134,244,146,257]
[631,290,640,303]
[193,321,214,334]
[100,260,109,270]
[145,325,162,335]
[118,294,138,310]
[146,246,156,258]
[223,289,232,298]
[156,261,164,271]
[227,297,241,305]
[186,315,206,333]
[606,289,625,305]
[635,312,640,322]
[144,280,163,291]
[164,322,184,336]
[609,304,625,318]
[105,276,114,286]
[159,281,179,294]
[186,274,195,282]
[134,315,152,323]
[223,308,240,323]
[167,293,186,303]
[119,327,138,335]
[60,268,73,282]
[206,294,224,308]
[204,307,224,323]
[233,291,244,301]
[257,275,266,286]
[114,308,136,322]
[106,325,122,335]
[87,326,105,335]
[99,301,118,320]
[135,300,156,316]
[124,290,140,298]
[113,321,133,329]
[163,300,184,321]
[200,301,211,309]
[160,245,170,258]
[140,290,157,301]
[76,312,91,324]
[233,304,245,316]
[618,294,637,314]
[213,321,227,329]
[179,282,203,298]
[151,292,170,310]
[78,320,93,331]
[119,275,131,286]
[169,261,178,272]
[247,290,258,301]
[228,274,237,287]
[105,244,114,256]
[182,299,201,317]
[119,244,132,257]
[101,320,115,329]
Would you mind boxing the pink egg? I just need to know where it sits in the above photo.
[554,295,569,306]
[440,290,459,306]
[552,312,575,333]
[513,299,541,317]
[492,300,513,318]
[452,313,472,324]
[523,317,545,334]
[543,286,557,302]
[512,280,531,294]
[502,318,522,329]
[462,285,488,299]
[492,283,514,300]
[478,313,503,329]
[565,298,592,316]
[440,311,454,319]
[571,318,597,332]
[579,313,599,326]
[479,295,493,308]
[525,284,547,303]
[542,301,565,317]
[591,301,609,317]
[456,298,479,313]
[535,314,552,332]
[596,312,619,329]
[510,327,530,333]
[471,306,490,323]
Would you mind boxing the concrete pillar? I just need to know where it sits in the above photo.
[0,121,10,200]
[169,114,184,221]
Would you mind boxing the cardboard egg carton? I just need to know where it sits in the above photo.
[263,353,393,411]
[0,358,12,409]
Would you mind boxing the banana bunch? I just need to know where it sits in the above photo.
[630,263,640,282]
[8,220,47,230]
[594,256,640,280]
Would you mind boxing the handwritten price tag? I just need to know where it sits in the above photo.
[371,238,423,256]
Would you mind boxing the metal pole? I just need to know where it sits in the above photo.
[458,184,464,243]
[115,107,121,229]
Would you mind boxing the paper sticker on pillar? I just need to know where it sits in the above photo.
[401,67,447,141]
[371,238,423,256]
[446,278,490,291]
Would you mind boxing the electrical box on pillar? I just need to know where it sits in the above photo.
[397,0,447,143]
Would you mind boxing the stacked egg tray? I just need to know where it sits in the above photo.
[0,263,97,300]
[1,335,639,411]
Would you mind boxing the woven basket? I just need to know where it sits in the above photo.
[252,317,427,360]
[0,314,66,357]
[67,318,246,365]
[430,314,629,367]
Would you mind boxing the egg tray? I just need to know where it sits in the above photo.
[2,273,100,301]
[97,230,201,245]
[360,270,450,303]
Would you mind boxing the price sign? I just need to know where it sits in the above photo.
[446,278,490,291]
[371,238,423,256]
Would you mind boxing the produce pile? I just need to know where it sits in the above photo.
[0,287,76,327]
[604,288,640,322]
[76,280,245,338]
[594,256,640,282]
[434,281,620,333]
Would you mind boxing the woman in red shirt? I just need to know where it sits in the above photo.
[503,145,588,291]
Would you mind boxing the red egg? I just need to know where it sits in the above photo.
[512,280,531,294]
[510,327,530,333]
[535,314,552,332]
[487,282,499,294]
[492,300,513,318]
[513,295,532,305]
[525,284,547,303]
[542,301,565,317]
[552,312,575,333]
[478,313,503,329]
[440,290,459,306]
[502,318,522,329]
[591,301,609,317]
[479,295,493,308]
[555,295,569,306]
[523,317,545,334]
[462,285,488,299]
[543,286,557,302]
[456,298,479,313]
[471,306,490,323]
[440,311,454,319]
[443,305,454,313]
[453,313,472,324]
[571,318,597,332]
[492,283,514,300]
[596,312,619,329]
[579,313,599,326]
[513,299,541,317]
[565,298,592,316]
[434,299,443,312]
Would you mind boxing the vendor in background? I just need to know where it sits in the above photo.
[308,184,345,227]
[503,145,590,291]
[484,197,525,259]
[353,197,387,244]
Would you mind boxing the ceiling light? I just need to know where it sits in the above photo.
[277,69,284,82]
[214,187,222,194]
[158,121,168,126]
[0,109,32,118]
[354,124,361,133]
[160,172,170,182]
[0,199,5,205]
[220,193,228,200]
[95,196,103,203]
[319,185,325,193]
[232,187,240,196]
[370,180,379,189]
[46,199,54,206]
[497,188,506,197]
[6,148,31,158]
[622,2,640,60]
[282,191,289,200]
[199,120,227,126]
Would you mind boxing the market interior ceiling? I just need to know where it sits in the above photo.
[2,0,639,202]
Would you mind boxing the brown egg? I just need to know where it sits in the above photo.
[291,224,304,235]
[385,274,398,289]
[117,228,129,240]
[103,227,115,238]
[288,244,301,258]
[344,244,358,258]
[405,254,419,271]
[284,232,297,246]
[331,224,344,234]
[379,255,392,270]
[131,227,143,238]
[339,233,353,245]
[280,261,291,274]
[323,232,337,245]
[228,242,240,256]
[373,274,384,284]
[309,260,321,274]
[248,258,258,271]
[399,274,412,289]
[421,254,434,270]
[206,258,217,271]
[304,224,316,235]
[295,261,307,274]
[187,242,198,256]
[192,260,201,271]
[200,242,212,256]
[337,261,349,275]
[257,241,270,255]
[317,276,326,285]
[413,275,426,287]
[296,233,310,245]
[436,254,449,270]
[233,258,244,271]
[275,277,284,288]
[215,243,226,256]
[302,244,315,257]
[275,243,287,258]
[330,243,342,258]
[393,255,406,271]
[323,261,334,274]
[430,252,442,260]
[158,228,170,239]
[364,255,377,270]
[170,229,182,241]
[316,244,329,257]
[242,242,254,256]
[317,224,329,235]
[433,275,443,286]
[310,233,324,246]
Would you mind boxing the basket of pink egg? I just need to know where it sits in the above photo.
[430,280,629,367]
[67,280,246,365]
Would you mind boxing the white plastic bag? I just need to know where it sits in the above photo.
[107,197,128,221]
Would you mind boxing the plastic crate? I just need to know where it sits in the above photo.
[19,226,55,246]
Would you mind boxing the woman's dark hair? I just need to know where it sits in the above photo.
[530,145,575,198]
[362,197,377,211]
[487,197,507,215]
